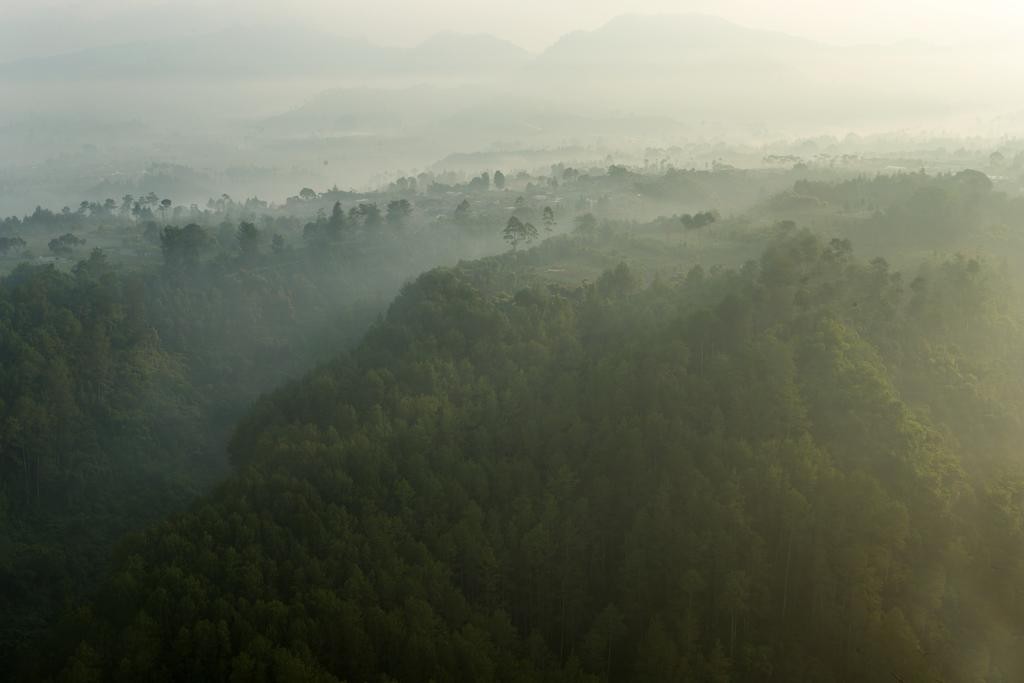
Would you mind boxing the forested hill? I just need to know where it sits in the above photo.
[0,191,511,674]
[30,231,1024,681]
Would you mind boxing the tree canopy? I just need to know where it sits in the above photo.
[25,231,1024,682]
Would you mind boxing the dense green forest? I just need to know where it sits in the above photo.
[0,238,381,668]
[17,226,1024,681]
[10,3,1024,680]
[6,166,1024,681]
[0,186,523,673]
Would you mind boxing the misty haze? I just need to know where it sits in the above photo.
[2,2,1024,681]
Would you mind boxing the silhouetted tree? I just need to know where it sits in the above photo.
[503,216,538,249]
[542,206,556,231]
[160,223,207,271]
[0,236,26,254]
[159,199,172,221]
[237,221,261,259]
[48,233,85,255]
[386,199,413,227]
[454,199,471,226]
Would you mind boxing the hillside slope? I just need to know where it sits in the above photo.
[28,232,1024,682]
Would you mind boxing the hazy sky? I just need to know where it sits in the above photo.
[3,0,1024,60]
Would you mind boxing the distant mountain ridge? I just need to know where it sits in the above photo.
[0,13,826,80]
[537,13,823,67]
[0,26,532,80]
[0,13,999,85]
[4,13,1022,136]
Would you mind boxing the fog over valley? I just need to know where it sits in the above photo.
[3,11,1024,215]
[6,3,1024,682]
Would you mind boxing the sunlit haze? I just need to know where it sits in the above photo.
[2,0,1024,59]
[6,1,1024,682]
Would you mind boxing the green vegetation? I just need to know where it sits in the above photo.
[19,224,1024,681]
[10,5,1024,680]
[6,165,1024,681]
[0,188,516,672]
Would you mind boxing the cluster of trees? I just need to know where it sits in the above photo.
[503,216,539,249]
[120,194,174,222]
[788,169,993,213]
[10,166,1024,681]
[460,171,509,192]
[0,206,117,235]
[500,204,562,249]
[0,159,793,276]
[48,232,86,255]
[299,199,416,249]
[3,149,623,669]
[0,236,26,254]
[746,169,1024,280]
[0,200,513,673]
[680,210,718,230]
[26,231,1024,681]
[0,251,207,667]
[0,195,176,230]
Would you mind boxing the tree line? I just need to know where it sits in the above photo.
[24,230,1024,682]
